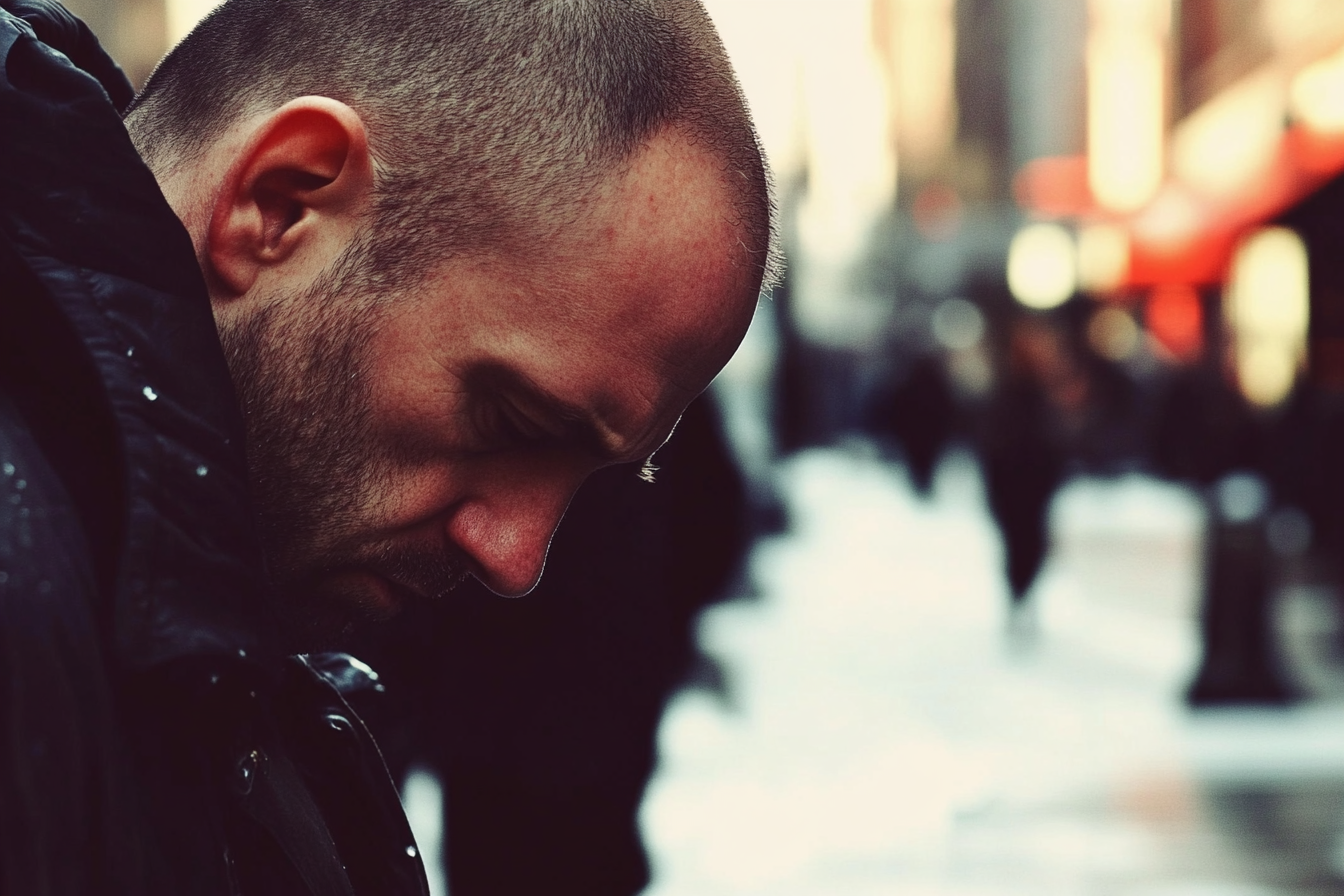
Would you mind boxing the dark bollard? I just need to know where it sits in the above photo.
[1187,472,1298,707]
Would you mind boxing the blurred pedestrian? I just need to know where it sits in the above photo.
[868,353,957,496]
[978,319,1070,608]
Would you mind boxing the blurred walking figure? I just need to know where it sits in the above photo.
[978,319,1071,611]
[868,353,957,496]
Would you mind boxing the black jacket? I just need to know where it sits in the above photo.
[0,6,427,894]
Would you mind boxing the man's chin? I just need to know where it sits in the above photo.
[273,569,409,653]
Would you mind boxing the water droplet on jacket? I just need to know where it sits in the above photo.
[37,580,51,594]
[14,479,25,490]
[237,649,247,658]
[18,508,28,519]
[7,494,19,505]
[405,845,418,859]
[196,465,209,477]
[1,463,13,476]
[233,750,260,795]
[142,386,158,402]
[126,346,134,357]
[209,673,220,685]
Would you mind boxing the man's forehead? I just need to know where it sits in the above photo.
[538,128,760,339]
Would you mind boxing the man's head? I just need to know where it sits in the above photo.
[125,0,774,644]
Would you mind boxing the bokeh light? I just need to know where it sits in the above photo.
[1008,223,1077,310]
[1226,227,1309,408]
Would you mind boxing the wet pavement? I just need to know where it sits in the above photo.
[639,445,1344,896]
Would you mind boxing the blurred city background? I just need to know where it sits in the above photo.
[62,0,1344,893]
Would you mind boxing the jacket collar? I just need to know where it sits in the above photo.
[0,11,282,674]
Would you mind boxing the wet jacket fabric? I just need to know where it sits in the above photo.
[0,5,428,894]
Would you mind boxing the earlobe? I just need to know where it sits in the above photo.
[205,97,374,298]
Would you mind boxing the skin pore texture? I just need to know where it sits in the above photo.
[162,97,762,647]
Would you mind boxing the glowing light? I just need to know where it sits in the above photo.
[1013,156,1092,218]
[700,0,808,178]
[1263,0,1343,52]
[1171,71,1284,199]
[1226,227,1310,408]
[881,0,958,177]
[1240,344,1298,408]
[1291,46,1344,133]
[1086,0,1169,213]
[1146,284,1202,360]
[1077,223,1130,293]
[1087,306,1140,361]
[704,0,895,347]
[795,0,897,264]
[1007,224,1077,310]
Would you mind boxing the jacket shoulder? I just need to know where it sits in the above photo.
[0,384,153,894]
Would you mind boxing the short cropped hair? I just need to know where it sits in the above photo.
[125,0,776,288]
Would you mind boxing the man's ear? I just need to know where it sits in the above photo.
[205,96,374,298]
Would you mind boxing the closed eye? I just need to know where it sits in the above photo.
[475,396,555,448]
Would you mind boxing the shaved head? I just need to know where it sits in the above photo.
[125,0,777,287]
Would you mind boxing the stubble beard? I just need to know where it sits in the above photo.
[217,279,465,648]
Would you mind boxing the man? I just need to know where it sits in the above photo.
[0,0,772,892]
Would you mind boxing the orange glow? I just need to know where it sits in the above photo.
[1013,156,1093,218]
[1120,122,1344,288]
[1145,285,1202,361]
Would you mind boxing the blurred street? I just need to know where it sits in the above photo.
[641,446,1344,896]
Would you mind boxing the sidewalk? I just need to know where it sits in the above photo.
[640,447,1344,896]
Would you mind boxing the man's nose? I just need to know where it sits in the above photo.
[445,477,580,597]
